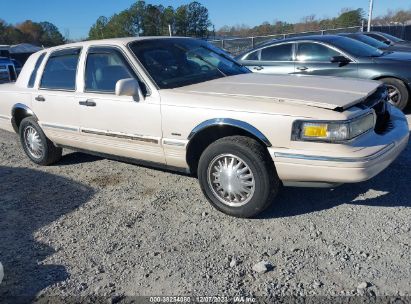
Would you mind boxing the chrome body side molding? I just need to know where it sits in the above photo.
[41,123,78,132]
[187,118,272,147]
[80,128,159,144]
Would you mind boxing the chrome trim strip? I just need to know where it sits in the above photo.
[163,139,186,147]
[188,118,271,147]
[0,115,10,120]
[274,143,395,163]
[81,128,159,144]
[42,123,78,132]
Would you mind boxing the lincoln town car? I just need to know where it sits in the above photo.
[0,37,409,217]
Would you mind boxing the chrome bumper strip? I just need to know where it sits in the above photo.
[274,143,395,163]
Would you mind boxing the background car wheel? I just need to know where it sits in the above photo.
[380,78,409,110]
[198,136,280,218]
[19,117,62,166]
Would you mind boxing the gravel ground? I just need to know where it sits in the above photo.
[0,115,410,303]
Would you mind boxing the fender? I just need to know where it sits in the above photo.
[187,118,272,147]
[11,103,38,133]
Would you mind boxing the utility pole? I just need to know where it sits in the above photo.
[168,24,172,37]
[367,0,374,32]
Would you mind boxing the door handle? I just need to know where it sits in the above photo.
[35,95,45,102]
[297,66,308,71]
[79,100,96,107]
[253,66,264,71]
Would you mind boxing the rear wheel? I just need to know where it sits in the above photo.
[197,136,280,218]
[19,117,62,165]
[380,78,409,110]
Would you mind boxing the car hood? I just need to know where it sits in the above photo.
[374,51,411,62]
[174,73,381,110]
[388,45,411,52]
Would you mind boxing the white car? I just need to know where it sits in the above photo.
[0,37,409,217]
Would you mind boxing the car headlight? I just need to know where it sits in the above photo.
[292,112,375,143]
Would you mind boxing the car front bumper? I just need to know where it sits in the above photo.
[270,107,410,187]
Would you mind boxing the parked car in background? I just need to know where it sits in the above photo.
[0,37,409,218]
[237,35,411,110]
[362,31,411,49]
[0,57,17,83]
[11,59,23,76]
[339,32,411,52]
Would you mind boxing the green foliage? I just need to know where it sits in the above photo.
[336,8,365,27]
[0,19,65,46]
[88,1,211,39]
[217,8,367,37]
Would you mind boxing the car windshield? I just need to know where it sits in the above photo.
[347,34,387,49]
[129,38,249,89]
[331,36,384,57]
[379,32,404,43]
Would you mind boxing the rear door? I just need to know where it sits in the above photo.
[257,43,295,74]
[32,48,83,146]
[241,43,295,74]
[294,42,358,77]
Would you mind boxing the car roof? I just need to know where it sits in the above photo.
[237,35,345,57]
[42,36,193,53]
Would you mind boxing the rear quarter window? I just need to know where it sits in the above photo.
[28,53,46,88]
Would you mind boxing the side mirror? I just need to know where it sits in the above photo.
[330,55,351,63]
[115,78,143,101]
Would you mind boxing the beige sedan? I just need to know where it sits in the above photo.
[0,37,409,217]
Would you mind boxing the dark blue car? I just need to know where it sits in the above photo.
[237,35,411,110]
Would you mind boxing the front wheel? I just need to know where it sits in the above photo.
[380,78,409,110]
[19,117,62,166]
[197,136,280,218]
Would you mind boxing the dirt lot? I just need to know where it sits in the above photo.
[0,116,411,302]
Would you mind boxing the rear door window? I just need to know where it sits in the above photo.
[40,48,81,90]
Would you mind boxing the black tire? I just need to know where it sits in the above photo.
[19,117,62,166]
[197,136,280,218]
[380,77,409,110]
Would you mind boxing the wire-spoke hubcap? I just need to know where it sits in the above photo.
[24,126,44,159]
[386,85,402,106]
[207,154,255,207]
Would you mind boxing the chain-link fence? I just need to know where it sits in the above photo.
[369,25,411,41]
[210,26,362,55]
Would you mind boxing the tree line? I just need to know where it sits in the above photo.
[88,1,211,39]
[216,8,411,38]
[0,20,65,46]
[0,4,410,47]
[217,8,366,37]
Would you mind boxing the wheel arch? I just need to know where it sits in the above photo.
[186,118,272,175]
[11,103,38,133]
[373,75,411,91]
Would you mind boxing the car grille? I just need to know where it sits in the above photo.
[360,86,391,135]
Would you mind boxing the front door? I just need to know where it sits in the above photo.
[76,46,165,164]
[294,42,358,78]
